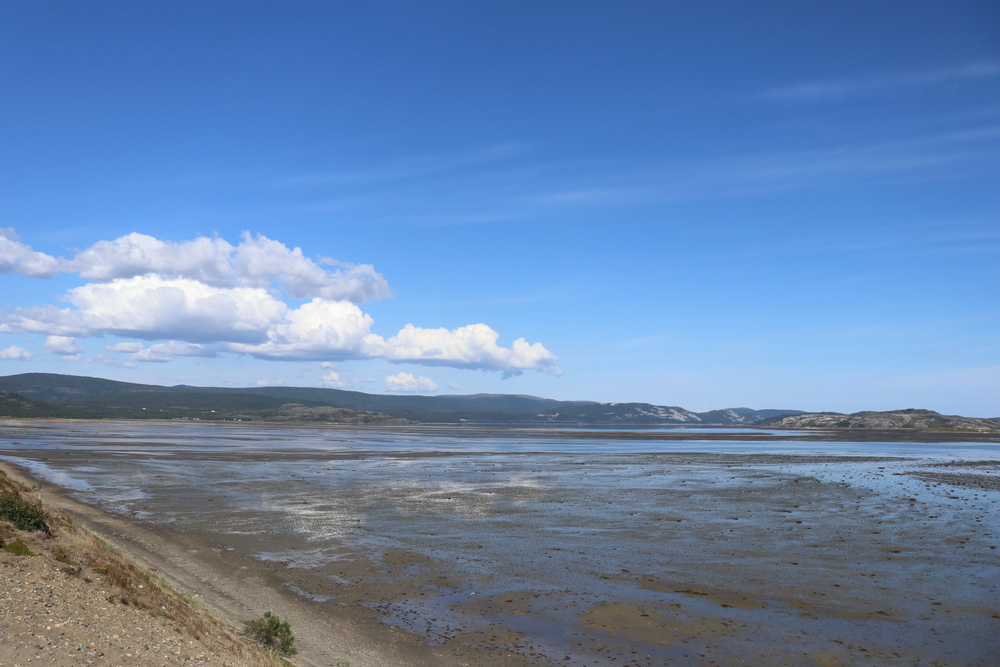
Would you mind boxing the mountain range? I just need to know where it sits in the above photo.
[0,373,802,425]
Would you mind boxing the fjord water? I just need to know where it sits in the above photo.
[2,421,998,666]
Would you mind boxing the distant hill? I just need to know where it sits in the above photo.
[758,408,1000,432]
[0,390,76,418]
[694,407,805,424]
[0,372,805,425]
[0,386,401,424]
[0,375,403,424]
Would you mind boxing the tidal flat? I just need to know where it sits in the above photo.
[1,421,998,667]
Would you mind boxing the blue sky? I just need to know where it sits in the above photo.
[1,1,998,415]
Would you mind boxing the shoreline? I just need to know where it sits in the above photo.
[0,458,537,667]
[0,461,287,667]
[3,417,999,443]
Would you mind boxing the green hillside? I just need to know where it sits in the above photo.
[0,373,805,425]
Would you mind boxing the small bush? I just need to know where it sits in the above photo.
[242,611,298,656]
[3,538,35,556]
[53,547,75,564]
[0,490,48,531]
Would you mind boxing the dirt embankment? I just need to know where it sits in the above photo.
[0,466,289,667]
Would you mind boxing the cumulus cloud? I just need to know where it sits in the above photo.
[222,298,377,358]
[376,323,560,376]
[66,232,391,302]
[0,345,33,360]
[0,229,560,376]
[318,371,346,388]
[44,335,83,356]
[9,275,287,342]
[0,228,61,278]
[385,372,438,393]
[0,229,390,303]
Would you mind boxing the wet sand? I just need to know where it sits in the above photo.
[0,459,534,667]
[1,421,999,666]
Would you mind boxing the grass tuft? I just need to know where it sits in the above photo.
[53,546,76,564]
[3,538,35,556]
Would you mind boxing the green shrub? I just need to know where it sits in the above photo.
[3,538,35,556]
[242,611,298,656]
[53,547,75,564]
[0,490,48,531]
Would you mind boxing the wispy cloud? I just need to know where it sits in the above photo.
[273,143,529,188]
[523,126,1000,206]
[759,60,1000,102]
[727,219,1000,261]
[180,116,997,231]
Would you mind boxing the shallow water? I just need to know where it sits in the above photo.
[2,421,999,666]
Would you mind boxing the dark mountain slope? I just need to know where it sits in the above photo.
[0,373,806,425]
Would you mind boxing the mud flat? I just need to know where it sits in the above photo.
[1,420,999,666]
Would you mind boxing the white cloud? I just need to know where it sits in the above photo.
[8,282,559,373]
[447,383,459,390]
[318,371,346,388]
[0,345,33,360]
[44,335,83,356]
[228,312,559,375]
[222,298,377,358]
[0,229,390,302]
[103,340,214,363]
[130,341,216,363]
[0,228,61,278]
[66,231,391,303]
[86,353,135,369]
[9,275,287,342]
[1,230,560,375]
[376,323,561,377]
[70,234,235,285]
[385,372,438,393]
